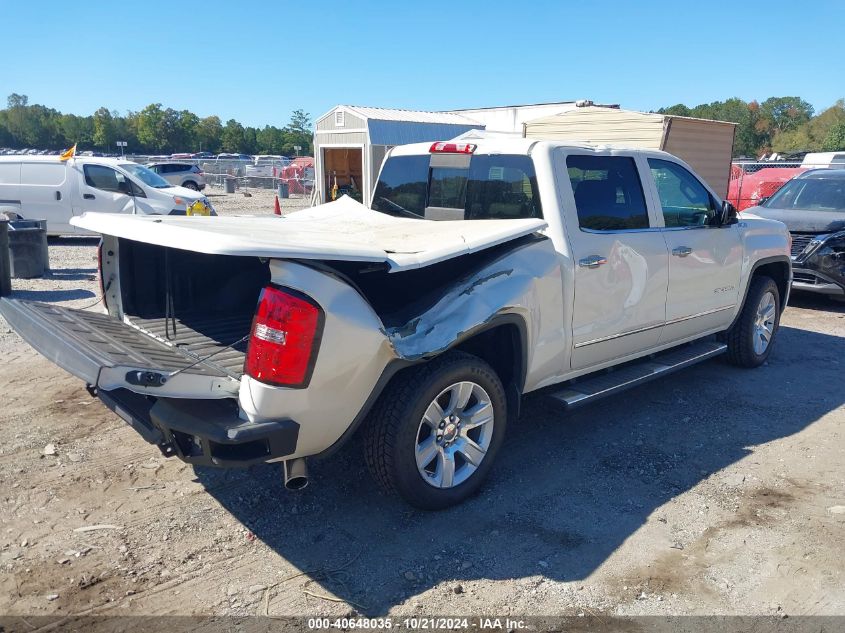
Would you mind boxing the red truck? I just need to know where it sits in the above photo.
[728,163,805,211]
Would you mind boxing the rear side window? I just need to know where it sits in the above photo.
[566,155,649,231]
[372,153,542,220]
[372,155,429,217]
[467,155,542,220]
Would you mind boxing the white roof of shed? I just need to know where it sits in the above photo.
[319,105,482,126]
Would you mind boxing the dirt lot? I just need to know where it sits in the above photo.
[1,192,844,623]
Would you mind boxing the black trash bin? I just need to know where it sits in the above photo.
[8,219,49,279]
[0,219,10,297]
[224,177,236,194]
[277,181,289,199]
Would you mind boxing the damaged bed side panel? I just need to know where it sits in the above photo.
[239,238,564,460]
[386,238,566,393]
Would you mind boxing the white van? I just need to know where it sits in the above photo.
[801,152,845,169]
[0,156,214,235]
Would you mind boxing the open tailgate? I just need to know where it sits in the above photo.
[0,299,239,398]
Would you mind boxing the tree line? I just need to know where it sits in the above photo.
[2,93,843,158]
[657,96,845,157]
[0,94,313,156]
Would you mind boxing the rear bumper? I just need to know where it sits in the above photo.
[97,388,299,467]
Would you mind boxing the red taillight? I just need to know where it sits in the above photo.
[244,286,323,388]
[429,142,476,154]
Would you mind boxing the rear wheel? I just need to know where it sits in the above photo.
[183,181,199,191]
[724,276,781,367]
[364,351,507,510]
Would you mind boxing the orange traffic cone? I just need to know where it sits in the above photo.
[274,194,281,215]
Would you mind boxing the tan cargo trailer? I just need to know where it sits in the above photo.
[523,107,736,197]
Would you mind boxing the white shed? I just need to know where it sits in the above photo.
[524,107,737,197]
[313,106,482,205]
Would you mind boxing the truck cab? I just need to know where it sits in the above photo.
[372,140,786,372]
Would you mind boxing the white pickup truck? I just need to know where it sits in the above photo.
[0,138,791,509]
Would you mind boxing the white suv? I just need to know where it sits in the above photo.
[147,162,206,190]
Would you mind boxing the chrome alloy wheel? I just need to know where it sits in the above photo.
[415,381,495,489]
[753,290,777,355]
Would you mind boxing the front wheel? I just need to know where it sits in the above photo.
[723,275,781,368]
[364,351,507,510]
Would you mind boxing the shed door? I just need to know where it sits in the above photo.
[323,148,363,203]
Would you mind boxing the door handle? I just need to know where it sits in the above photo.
[672,246,692,257]
[83,193,96,200]
[578,255,607,268]
[55,191,62,200]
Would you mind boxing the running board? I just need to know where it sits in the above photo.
[549,341,727,409]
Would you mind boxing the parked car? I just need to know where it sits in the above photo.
[0,139,790,508]
[245,155,290,178]
[216,153,252,161]
[0,156,214,235]
[147,161,207,190]
[745,169,845,299]
[801,152,845,169]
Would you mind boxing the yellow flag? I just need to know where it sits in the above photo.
[59,143,77,162]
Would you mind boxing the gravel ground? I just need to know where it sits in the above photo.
[0,205,843,623]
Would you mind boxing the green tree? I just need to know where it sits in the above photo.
[221,119,245,152]
[823,122,845,151]
[59,113,93,148]
[256,125,286,154]
[136,103,166,152]
[284,109,312,154]
[175,110,199,151]
[759,97,814,135]
[93,107,115,149]
[658,104,691,117]
[196,115,223,153]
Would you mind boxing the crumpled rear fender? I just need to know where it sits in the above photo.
[386,238,565,393]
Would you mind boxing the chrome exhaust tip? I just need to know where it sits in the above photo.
[283,458,308,491]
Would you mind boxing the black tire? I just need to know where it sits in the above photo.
[183,181,199,191]
[363,351,508,510]
[724,275,781,368]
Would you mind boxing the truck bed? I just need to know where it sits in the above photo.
[128,312,251,378]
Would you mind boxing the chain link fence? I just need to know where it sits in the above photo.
[729,161,805,211]
[729,157,845,210]
[126,155,315,198]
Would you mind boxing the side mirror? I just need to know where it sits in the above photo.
[720,200,738,226]
[117,181,132,196]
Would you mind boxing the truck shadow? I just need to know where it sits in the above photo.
[193,324,843,615]
[788,290,845,313]
[10,288,96,302]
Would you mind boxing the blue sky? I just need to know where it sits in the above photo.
[1,0,842,127]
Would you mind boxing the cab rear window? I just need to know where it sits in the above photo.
[372,154,542,220]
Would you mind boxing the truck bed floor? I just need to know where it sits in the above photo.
[128,313,252,378]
